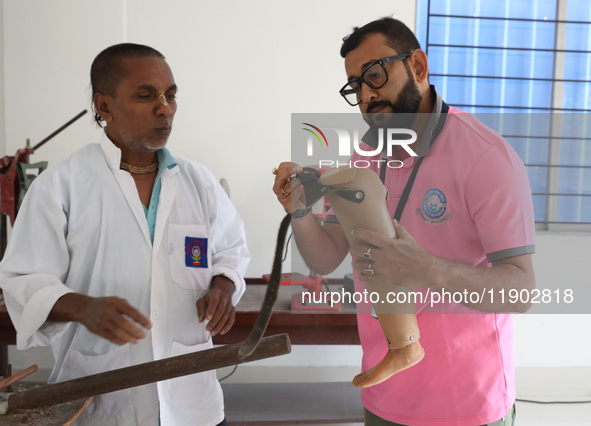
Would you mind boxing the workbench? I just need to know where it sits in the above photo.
[0,384,92,426]
[0,281,363,425]
[0,280,360,375]
[214,279,359,345]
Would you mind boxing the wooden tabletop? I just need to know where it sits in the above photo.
[0,282,360,348]
[213,283,359,345]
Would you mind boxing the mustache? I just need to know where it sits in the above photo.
[366,100,394,114]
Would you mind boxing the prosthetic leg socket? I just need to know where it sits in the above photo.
[319,167,424,388]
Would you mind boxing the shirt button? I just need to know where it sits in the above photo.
[395,171,401,176]
[152,311,159,319]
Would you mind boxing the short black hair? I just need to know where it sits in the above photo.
[340,17,421,58]
[90,43,165,126]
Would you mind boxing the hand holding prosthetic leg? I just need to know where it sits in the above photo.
[319,167,424,388]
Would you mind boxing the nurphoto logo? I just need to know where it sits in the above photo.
[300,123,418,169]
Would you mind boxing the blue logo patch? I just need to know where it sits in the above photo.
[185,237,208,268]
[422,189,447,219]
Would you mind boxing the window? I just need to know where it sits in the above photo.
[416,0,591,230]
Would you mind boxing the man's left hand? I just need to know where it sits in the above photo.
[350,220,434,288]
[197,275,236,336]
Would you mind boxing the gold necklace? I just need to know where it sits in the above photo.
[120,160,158,174]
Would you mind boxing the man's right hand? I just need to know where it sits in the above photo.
[271,161,351,275]
[272,162,304,214]
[49,293,152,345]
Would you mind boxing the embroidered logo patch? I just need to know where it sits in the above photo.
[185,237,208,268]
[416,188,453,225]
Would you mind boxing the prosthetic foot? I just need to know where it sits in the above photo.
[319,167,424,388]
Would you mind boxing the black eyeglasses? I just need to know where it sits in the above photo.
[339,52,413,106]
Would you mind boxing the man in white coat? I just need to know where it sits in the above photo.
[0,43,250,426]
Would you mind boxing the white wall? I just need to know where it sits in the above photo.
[2,0,411,277]
[2,0,590,383]
[516,232,591,367]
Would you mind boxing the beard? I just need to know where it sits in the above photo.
[364,70,423,131]
[116,126,170,155]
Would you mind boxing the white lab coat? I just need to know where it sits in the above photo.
[0,133,250,426]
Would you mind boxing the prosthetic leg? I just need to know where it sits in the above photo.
[319,167,424,388]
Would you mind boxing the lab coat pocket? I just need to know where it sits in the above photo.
[164,338,223,410]
[169,224,212,290]
[57,344,131,416]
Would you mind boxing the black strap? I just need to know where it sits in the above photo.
[379,158,388,183]
[393,157,424,221]
[379,99,449,221]
[380,157,424,222]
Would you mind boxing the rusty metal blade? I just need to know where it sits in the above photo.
[8,334,290,412]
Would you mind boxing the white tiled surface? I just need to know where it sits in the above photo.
[223,381,591,425]
[305,399,591,425]
[513,399,591,426]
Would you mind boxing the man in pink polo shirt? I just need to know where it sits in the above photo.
[273,17,535,426]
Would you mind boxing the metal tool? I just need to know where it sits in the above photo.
[238,214,292,359]
[2,334,290,414]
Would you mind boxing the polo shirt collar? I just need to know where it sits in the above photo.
[362,85,449,160]
[415,85,447,157]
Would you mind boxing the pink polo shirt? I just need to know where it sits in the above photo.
[328,106,535,425]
